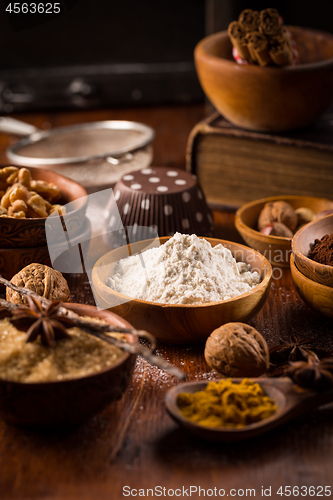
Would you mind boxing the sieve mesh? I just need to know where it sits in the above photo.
[15,128,146,160]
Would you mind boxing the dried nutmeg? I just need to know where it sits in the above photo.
[295,207,316,227]
[6,263,71,305]
[258,201,297,232]
[204,322,270,377]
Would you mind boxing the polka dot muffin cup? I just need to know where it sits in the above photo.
[104,167,214,248]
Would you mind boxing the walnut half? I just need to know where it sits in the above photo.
[204,322,269,377]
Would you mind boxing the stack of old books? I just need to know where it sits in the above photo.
[186,111,333,208]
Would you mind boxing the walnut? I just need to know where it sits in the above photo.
[204,322,269,377]
[258,201,297,232]
[0,167,64,219]
[6,263,71,305]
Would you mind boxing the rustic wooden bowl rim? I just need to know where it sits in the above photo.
[292,213,333,272]
[92,236,272,308]
[291,252,333,291]
[196,26,333,72]
[236,195,333,243]
[0,302,136,387]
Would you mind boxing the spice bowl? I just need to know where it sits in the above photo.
[165,378,333,441]
[290,253,333,319]
[235,195,333,268]
[91,236,272,344]
[292,214,333,288]
[195,26,333,132]
[0,304,137,428]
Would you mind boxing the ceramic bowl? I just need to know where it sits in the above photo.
[0,166,87,248]
[91,236,272,344]
[290,253,333,319]
[235,195,333,268]
[292,214,333,287]
[194,26,333,132]
[0,303,137,428]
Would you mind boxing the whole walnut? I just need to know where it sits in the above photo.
[7,263,71,305]
[204,322,269,377]
[258,201,297,232]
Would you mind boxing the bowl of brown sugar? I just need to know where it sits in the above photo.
[0,303,137,428]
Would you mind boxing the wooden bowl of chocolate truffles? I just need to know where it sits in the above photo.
[0,166,88,281]
[235,196,333,268]
[194,8,333,132]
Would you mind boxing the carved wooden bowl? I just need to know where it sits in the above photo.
[0,303,137,428]
[195,26,333,132]
[235,196,333,268]
[290,253,333,319]
[0,166,87,248]
[292,214,333,287]
[91,237,272,344]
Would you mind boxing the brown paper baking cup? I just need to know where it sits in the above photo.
[104,167,214,248]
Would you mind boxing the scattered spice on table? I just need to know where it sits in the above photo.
[308,233,333,266]
[177,378,277,428]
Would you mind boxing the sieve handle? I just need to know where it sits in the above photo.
[0,117,40,136]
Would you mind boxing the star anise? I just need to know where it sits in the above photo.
[269,334,329,365]
[286,355,333,391]
[9,296,76,347]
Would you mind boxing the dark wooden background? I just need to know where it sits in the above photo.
[0,104,333,500]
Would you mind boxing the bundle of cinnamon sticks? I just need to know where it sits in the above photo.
[228,8,296,67]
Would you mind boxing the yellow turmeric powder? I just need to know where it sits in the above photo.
[177,378,277,428]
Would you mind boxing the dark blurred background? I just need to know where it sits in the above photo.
[0,0,332,113]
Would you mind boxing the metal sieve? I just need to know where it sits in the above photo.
[0,117,155,190]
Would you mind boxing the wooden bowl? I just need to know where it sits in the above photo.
[0,166,87,248]
[0,303,137,428]
[194,26,333,132]
[292,214,333,287]
[91,237,272,344]
[290,253,333,319]
[235,195,333,268]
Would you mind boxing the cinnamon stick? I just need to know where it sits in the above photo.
[245,31,272,66]
[238,9,259,33]
[228,21,251,61]
[269,34,293,66]
[259,8,283,37]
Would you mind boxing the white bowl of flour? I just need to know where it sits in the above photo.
[92,234,272,344]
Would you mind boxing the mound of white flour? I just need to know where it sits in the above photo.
[106,233,261,305]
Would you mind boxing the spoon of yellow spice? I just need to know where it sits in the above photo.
[165,378,333,441]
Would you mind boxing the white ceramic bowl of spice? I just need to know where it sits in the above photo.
[92,234,272,344]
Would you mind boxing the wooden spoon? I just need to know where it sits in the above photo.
[165,378,333,441]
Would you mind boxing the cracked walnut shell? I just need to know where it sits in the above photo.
[204,322,269,377]
[6,263,71,305]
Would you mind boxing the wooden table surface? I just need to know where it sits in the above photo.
[1,105,333,500]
